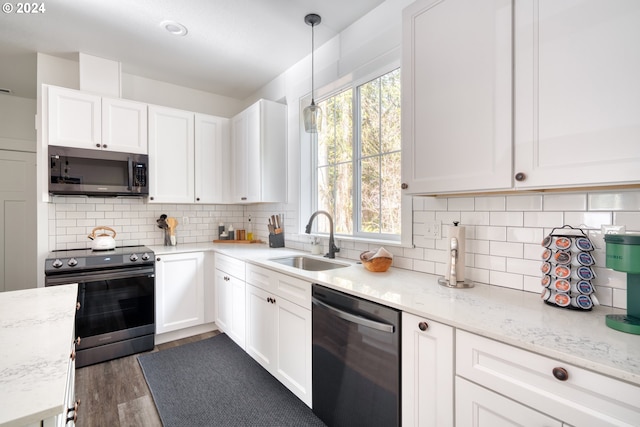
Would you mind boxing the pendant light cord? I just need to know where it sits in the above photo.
[311,20,315,104]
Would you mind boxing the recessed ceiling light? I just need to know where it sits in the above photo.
[161,20,188,36]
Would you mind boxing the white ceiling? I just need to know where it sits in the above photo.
[0,0,387,100]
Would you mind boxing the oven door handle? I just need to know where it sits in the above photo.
[312,298,395,333]
[46,267,155,286]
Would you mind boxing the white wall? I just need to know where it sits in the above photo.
[0,95,36,152]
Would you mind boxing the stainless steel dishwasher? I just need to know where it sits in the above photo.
[312,284,400,427]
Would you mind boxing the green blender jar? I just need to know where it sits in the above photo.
[604,233,640,334]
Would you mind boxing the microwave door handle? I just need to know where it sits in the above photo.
[127,157,133,190]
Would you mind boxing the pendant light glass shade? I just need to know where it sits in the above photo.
[304,13,322,133]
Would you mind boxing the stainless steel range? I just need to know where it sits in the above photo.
[45,246,155,368]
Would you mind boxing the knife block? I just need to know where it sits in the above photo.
[269,233,285,248]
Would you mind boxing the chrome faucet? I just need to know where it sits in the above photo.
[305,210,340,259]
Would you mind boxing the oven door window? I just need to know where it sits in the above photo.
[76,272,154,338]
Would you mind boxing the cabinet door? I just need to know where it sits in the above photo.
[102,98,148,154]
[456,377,562,427]
[155,252,205,334]
[229,274,246,349]
[148,106,195,203]
[515,0,640,189]
[47,86,102,149]
[195,114,230,203]
[214,268,232,333]
[246,284,276,370]
[275,296,312,407]
[401,0,513,194]
[401,312,454,427]
[231,105,253,202]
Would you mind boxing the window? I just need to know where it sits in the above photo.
[313,68,401,240]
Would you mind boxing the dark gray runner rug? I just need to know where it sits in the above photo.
[138,333,326,427]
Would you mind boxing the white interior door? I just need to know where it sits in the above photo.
[0,150,36,292]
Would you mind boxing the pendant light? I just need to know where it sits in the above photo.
[303,13,322,133]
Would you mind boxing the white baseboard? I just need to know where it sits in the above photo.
[155,322,218,345]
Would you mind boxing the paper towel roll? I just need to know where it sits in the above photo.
[446,223,466,282]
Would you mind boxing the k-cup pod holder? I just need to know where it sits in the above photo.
[540,225,597,311]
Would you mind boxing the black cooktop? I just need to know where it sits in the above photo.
[45,245,155,274]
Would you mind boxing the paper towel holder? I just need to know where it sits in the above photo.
[438,221,474,288]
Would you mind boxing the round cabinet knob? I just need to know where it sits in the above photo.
[150,196,155,201]
[102,144,108,149]
[52,259,63,268]
[67,258,78,267]
[552,367,569,381]
[401,183,408,190]
[141,253,150,261]
[196,197,200,201]
[129,254,139,262]
[96,143,101,148]
[156,257,161,262]
[418,321,429,331]
[515,172,526,182]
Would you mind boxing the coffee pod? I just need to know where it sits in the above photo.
[541,274,552,288]
[570,294,593,309]
[571,252,594,267]
[571,280,594,295]
[541,248,552,261]
[540,288,552,302]
[541,262,552,275]
[552,265,571,279]
[541,235,553,248]
[572,237,594,252]
[554,292,571,307]
[553,251,571,265]
[554,236,572,251]
[552,279,571,293]
[571,265,596,280]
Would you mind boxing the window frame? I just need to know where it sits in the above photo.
[304,60,411,246]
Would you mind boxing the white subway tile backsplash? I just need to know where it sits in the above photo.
[523,211,563,228]
[418,196,448,211]
[614,212,640,231]
[490,270,523,290]
[506,258,539,277]
[589,191,640,211]
[475,254,506,271]
[507,227,544,244]
[461,211,490,226]
[543,193,587,211]
[506,195,542,211]
[474,196,505,211]
[563,212,612,229]
[448,197,474,211]
[490,211,523,227]
[612,289,627,310]
[490,241,523,258]
[476,226,507,241]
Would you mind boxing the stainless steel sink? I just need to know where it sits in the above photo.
[269,255,349,271]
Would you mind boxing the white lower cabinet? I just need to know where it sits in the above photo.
[155,252,205,334]
[401,312,454,427]
[214,253,246,349]
[456,376,561,427]
[245,264,312,407]
[456,330,640,427]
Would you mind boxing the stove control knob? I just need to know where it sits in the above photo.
[52,259,63,269]
[129,254,139,262]
[67,258,78,267]
[141,253,150,261]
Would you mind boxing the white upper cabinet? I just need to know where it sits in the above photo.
[148,105,195,203]
[231,99,287,203]
[47,85,147,154]
[514,0,640,189]
[47,85,102,149]
[402,0,640,194]
[195,113,230,204]
[102,97,148,154]
[401,0,513,194]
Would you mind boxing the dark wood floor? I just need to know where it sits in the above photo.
[75,330,220,427]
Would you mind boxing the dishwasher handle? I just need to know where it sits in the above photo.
[312,297,395,333]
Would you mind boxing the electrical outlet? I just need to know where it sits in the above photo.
[424,220,441,239]
[182,216,189,225]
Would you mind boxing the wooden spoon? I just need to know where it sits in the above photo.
[167,217,178,236]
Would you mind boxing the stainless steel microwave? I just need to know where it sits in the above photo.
[49,145,149,197]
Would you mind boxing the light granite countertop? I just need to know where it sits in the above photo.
[0,283,78,427]
[152,242,640,387]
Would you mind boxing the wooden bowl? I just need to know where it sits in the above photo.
[360,251,392,272]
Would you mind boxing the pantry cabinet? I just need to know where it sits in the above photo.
[401,0,513,194]
[46,85,147,154]
[230,99,287,203]
[148,105,195,203]
[402,0,640,195]
[456,330,640,426]
[245,264,312,407]
[401,312,454,427]
[155,252,205,334]
[214,253,246,349]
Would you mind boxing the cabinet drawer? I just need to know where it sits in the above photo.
[456,330,640,427]
[215,253,245,280]
[246,264,311,310]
